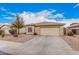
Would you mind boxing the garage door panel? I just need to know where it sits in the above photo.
[40,28,60,35]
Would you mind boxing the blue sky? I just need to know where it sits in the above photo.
[0,3,79,23]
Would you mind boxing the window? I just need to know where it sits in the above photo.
[28,27,32,32]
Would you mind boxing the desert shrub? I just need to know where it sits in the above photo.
[9,30,14,35]
[9,29,17,35]
[1,32,5,37]
[67,30,74,36]
[0,30,5,37]
[33,33,37,35]
[9,29,18,37]
[0,30,2,35]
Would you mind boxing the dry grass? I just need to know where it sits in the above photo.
[0,34,35,43]
[63,36,79,51]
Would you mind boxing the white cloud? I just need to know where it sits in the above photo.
[51,9,56,13]
[53,13,64,18]
[36,9,56,18]
[48,13,64,21]
[4,23,11,25]
[11,13,16,16]
[19,10,57,24]
[0,23,10,25]
[23,11,30,14]
[20,13,47,24]
[0,7,7,11]
[7,12,16,16]
[4,16,15,20]
[73,4,79,8]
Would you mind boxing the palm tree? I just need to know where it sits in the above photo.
[11,15,24,35]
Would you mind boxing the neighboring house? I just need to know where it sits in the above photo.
[0,25,11,35]
[24,21,65,36]
[67,23,79,35]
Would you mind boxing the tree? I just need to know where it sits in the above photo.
[11,15,24,35]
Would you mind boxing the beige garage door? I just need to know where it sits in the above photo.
[40,28,60,36]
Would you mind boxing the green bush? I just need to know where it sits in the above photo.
[9,29,17,35]
[9,29,18,37]
[0,30,5,37]
[67,31,74,36]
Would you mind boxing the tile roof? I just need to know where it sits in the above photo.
[68,24,79,28]
[26,21,65,26]
[35,22,65,26]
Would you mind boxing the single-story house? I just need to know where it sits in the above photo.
[0,25,11,35]
[24,21,65,36]
[67,23,79,35]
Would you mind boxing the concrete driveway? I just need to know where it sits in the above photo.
[0,36,79,55]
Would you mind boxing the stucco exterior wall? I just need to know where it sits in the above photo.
[76,30,79,35]
[19,27,26,34]
[25,25,64,36]
[35,27,40,35]
[59,27,64,36]
[26,26,35,35]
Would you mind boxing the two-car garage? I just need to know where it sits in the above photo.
[40,27,60,36]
